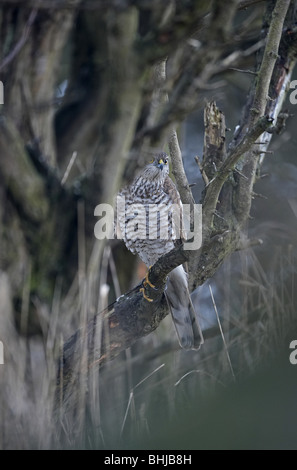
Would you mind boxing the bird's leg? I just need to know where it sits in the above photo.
[139,287,154,302]
[143,266,155,289]
[140,266,157,302]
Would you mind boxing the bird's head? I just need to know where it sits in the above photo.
[143,152,170,182]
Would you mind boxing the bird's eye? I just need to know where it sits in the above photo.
[164,158,168,164]
[149,159,154,164]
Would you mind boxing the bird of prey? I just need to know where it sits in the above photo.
[117,152,203,350]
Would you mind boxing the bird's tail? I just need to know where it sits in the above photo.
[164,265,204,350]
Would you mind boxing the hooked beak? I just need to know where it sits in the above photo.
[157,158,164,170]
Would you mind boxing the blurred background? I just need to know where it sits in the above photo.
[0,0,297,450]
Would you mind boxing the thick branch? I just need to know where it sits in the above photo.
[202,101,226,183]
[57,233,232,407]
[2,6,79,165]
[232,0,296,225]
[249,0,291,125]
[0,118,49,224]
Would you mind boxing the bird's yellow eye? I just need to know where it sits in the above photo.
[164,159,168,165]
[149,159,154,164]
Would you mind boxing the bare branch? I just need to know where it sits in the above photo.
[0,8,37,72]
[0,119,49,223]
[195,156,209,186]
[134,39,265,146]
[202,101,226,183]
[228,67,258,75]
[202,115,273,234]
[231,0,296,225]
[151,59,195,208]
[249,0,291,125]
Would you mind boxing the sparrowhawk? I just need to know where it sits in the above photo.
[117,152,203,350]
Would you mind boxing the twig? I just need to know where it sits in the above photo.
[0,8,38,72]
[227,117,272,166]
[238,0,266,10]
[108,248,122,299]
[225,116,272,166]
[253,150,273,155]
[61,151,78,186]
[120,364,165,436]
[209,39,265,76]
[251,191,268,199]
[209,284,236,382]
[154,58,195,208]
[266,111,292,135]
[235,237,263,250]
[195,156,209,186]
[120,391,134,437]
[174,369,226,388]
[229,67,258,75]
[233,168,248,180]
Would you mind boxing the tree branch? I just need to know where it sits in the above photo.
[231,0,296,225]
[202,115,273,235]
[134,38,265,147]
[0,8,37,72]
[238,0,267,10]
[202,101,226,183]
[0,118,49,224]
[57,232,233,407]
[169,130,195,207]
[249,0,291,126]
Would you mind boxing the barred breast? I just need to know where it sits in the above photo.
[117,179,176,266]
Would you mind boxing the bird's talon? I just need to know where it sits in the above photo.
[143,266,156,289]
[140,287,154,303]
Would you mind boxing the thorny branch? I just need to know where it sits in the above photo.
[249,0,291,125]
[202,115,273,234]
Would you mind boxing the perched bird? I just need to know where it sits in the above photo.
[117,152,203,350]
